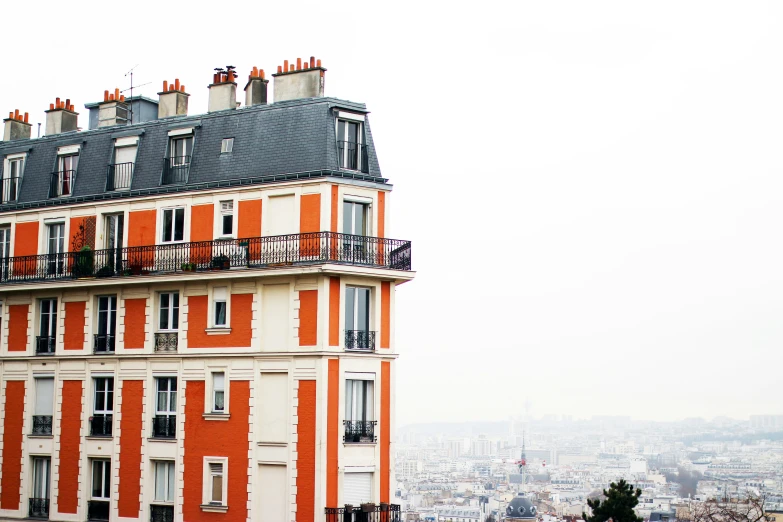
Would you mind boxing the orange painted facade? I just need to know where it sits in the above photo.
[298,290,318,346]
[183,380,250,522]
[68,215,96,250]
[297,380,316,522]
[12,221,39,276]
[326,359,339,507]
[186,294,253,348]
[380,361,391,503]
[123,298,147,349]
[128,209,156,267]
[238,199,263,261]
[381,281,391,349]
[57,380,83,514]
[117,380,143,518]
[190,204,214,242]
[0,380,25,510]
[63,301,86,350]
[377,191,385,238]
[300,193,321,256]
[7,304,28,352]
[329,277,340,346]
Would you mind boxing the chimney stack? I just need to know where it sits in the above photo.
[97,88,129,127]
[45,98,79,135]
[244,66,268,107]
[3,109,32,141]
[208,66,238,113]
[272,56,325,102]
[158,78,189,119]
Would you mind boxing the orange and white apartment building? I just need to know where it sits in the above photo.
[0,59,413,522]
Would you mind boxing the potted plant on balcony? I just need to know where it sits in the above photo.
[361,502,376,513]
[180,262,196,272]
[73,245,95,278]
[211,255,230,270]
[95,264,114,278]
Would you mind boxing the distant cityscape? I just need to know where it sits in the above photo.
[395,415,783,521]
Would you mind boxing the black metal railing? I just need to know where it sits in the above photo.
[28,498,49,519]
[344,420,377,443]
[49,170,75,198]
[152,414,176,438]
[155,332,178,352]
[32,415,53,435]
[345,330,376,351]
[325,504,401,522]
[36,336,55,355]
[93,334,115,354]
[338,141,369,173]
[0,232,411,285]
[162,156,190,185]
[106,162,133,191]
[150,504,175,522]
[87,500,110,521]
[89,414,113,437]
[1,176,21,203]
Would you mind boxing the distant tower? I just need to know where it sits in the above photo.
[517,431,528,488]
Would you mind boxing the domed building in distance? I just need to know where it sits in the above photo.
[505,493,538,520]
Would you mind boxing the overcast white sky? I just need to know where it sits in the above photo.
[3,1,782,426]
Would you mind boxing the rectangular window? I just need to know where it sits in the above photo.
[156,377,177,415]
[94,378,114,414]
[337,119,363,171]
[153,461,175,502]
[159,292,180,330]
[46,223,65,275]
[34,378,54,416]
[91,460,111,499]
[96,296,117,352]
[345,287,370,332]
[212,373,225,413]
[343,201,368,236]
[39,298,57,338]
[54,154,78,197]
[345,379,374,422]
[221,138,234,154]
[213,287,227,327]
[0,227,10,274]
[110,145,136,190]
[2,156,24,202]
[32,457,51,501]
[161,208,185,243]
[207,461,226,505]
[171,137,193,163]
[220,201,233,236]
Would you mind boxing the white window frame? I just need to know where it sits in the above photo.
[96,295,117,339]
[220,138,234,154]
[219,201,234,237]
[345,376,375,423]
[34,376,55,417]
[201,457,228,511]
[212,286,228,328]
[155,377,177,416]
[31,456,51,500]
[93,377,114,415]
[158,292,180,331]
[212,372,225,413]
[205,369,230,417]
[336,118,364,171]
[345,286,371,333]
[38,298,58,339]
[152,460,176,503]
[342,199,371,237]
[169,136,193,165]
[2,153,26,202]
[160,207,185,243]
[91,459,111,500]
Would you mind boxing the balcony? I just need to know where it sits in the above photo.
[150,504,175,522]
[343,420,377,443]
[28,498,49,519]
[49,170,75,198]
[0,232,412,286]
[89,414,113,437]
[155,332,178,352]
[94,334,115,354]
[32,415,53,435]
[338,141,369,174]
[162,156,190,185]
[325,504,401,522]
[35,336,55,355]
[345,330,376,352]
[106,162,133,191]
[87,500,110,521]
[1,176,21,203]
[152,414,176,438]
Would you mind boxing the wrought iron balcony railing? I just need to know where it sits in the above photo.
[162,156,190,185]
[150,504,175,522]
[0,232,411,285]
[36,336,55,355]
[28,498,49,519]
[49,170,75,198]
[1,176,21,203]
[345,330,376,351]
[94,334,115,354]
[87,500,110,521]
[155,332,178,352]
[32,415,53,435]
[89,414,113,437]
[152,414,176,438]
[344,420,377,443]
[337,141,369,174]
[325,504,401,522]
[106,162,133,191]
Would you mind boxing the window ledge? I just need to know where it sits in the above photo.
[147,437,177,443]
[200,504,228,513]
[202,413,230,421]
[257,441,287,447]
[85,435,113,440]
[206,327,232,335]
[28,434,53,439]
[344,441,378,446]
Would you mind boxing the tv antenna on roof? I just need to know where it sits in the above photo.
[123,64,152,124]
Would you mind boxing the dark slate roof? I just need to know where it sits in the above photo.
[0,97,386,212]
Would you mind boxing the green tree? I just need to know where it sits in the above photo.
[583,479,643,522]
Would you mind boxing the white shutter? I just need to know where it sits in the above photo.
[343,472,373,505]
[35,378,54,415]
[115,145,137,164]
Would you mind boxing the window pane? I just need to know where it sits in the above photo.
[365,381,374,420]
[357,288,369,331]
[223,215,233,235]
[92,462,103,498]
[215,302,226,326]
[172,293,179,330]
[343,202,352,235]
[162,210,172,242]
[345,380,353,422]
[355,204,365,236]
[35,378,54,415]
[348,122,359,143]
[103,463,111,498]
[167,462,175,501]
[345,287,355,331]
[214,390,224,412]
[174,208,184,241]
[212,474,223,503]
[155,462,166,501]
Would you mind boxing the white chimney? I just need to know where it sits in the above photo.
[45,98,79,135]
[244,67,268,107]
[272,56,325,102]
[158,79,189,119]
[3,110,31,141]
[208,66,238,113]
[97,88,129,128]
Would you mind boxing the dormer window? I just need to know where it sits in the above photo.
[107,136,138,191]
[163,129,193,185]
[50,145,79,198]
[2,153,25,203]
[337,114,368,174]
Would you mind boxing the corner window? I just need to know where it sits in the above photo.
[161,208,185,243]
[204,459,227,507]
[212,373,225,413]
[158,292,180,331]
[221,138,234,153]
[2,154,24,203]
[220,201,233,236]
[213,287,227,327]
